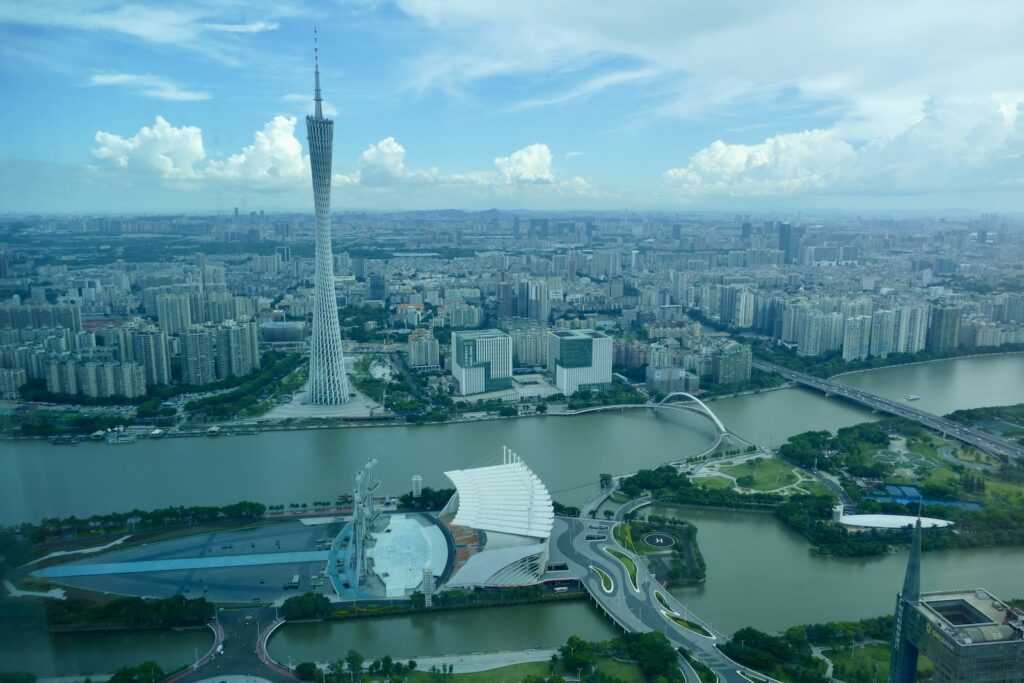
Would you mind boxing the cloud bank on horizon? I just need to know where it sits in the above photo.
[2,0,1024,212]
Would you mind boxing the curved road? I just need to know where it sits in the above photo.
[550,517,779,683]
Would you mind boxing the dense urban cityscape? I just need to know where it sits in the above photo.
[0,211,1022,423]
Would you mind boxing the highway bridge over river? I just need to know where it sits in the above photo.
[753,359,1023,462]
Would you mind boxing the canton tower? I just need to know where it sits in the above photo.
[305,34,350,404]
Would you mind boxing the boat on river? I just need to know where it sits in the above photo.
[905,395,921,401]
[105,432,137,444]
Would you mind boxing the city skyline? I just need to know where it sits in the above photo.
[2,2,1024,213]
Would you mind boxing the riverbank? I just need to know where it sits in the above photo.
[828,349,1024,380]
[2,371,792,446]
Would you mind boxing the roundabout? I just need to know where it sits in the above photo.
[643,532,676,549]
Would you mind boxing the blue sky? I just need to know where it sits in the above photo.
[2,1,1023,213]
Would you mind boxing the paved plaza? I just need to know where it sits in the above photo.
[32,522,342,604]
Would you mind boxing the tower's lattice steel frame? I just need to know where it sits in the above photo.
[305,33,349,405]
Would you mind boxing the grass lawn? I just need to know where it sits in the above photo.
[633,525,682,554]
[665,612,713,637]
[918,463,960,489]
[613,522,635,551]
[605,547,639,589]
[721,457,798,491]
[826,644,933,682]
[591,657,647,682]
[408,656,646,682]
[693,476,735,490]
[953,446,1002,468]
[797,479,832,497]
[409,661,550,682]
[592,566,614,592]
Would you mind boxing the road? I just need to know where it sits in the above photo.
[753,359,1023,462]
[169,607,295,683]
[410,648,560,674]
[550,517,779,683]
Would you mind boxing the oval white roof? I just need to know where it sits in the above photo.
[444,461,554,539]
[840,514,953,529]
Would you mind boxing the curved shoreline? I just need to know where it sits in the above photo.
[827,350,1024,381]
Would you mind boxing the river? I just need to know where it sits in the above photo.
[0,628,212,678]
[3,353,1023,673]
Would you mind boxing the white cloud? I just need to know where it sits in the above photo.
[508,69,660,112]
[0,2,287,63]
[664,130,855,196]
[203,21,279,33]
[395,0,1024,140]
[663,98,1024,197]
[87,73,210,101]
[494,143,555,183]
[206,116,307,184]
[359,137,414,186]
[92,116,206,180]
[90,118,595,201]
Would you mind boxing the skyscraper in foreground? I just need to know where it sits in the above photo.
[889,519,1024,682]
[305,36,350,404]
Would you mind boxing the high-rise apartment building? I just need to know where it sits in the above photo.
[547,329,612,396]
[843,315,872,361]
[870,309,897,358]
[0,304,82,332]
[215,319,260,380]
[156,293,192,335]
[928,306,962,353]
[732,288,755,329]
[181,327,217,386]
[894,304,929,354]
[712,342,752,385]
[130,328,171,387]
[451,330,513,396]
[305,36,350,405]
[0,367,26,399]
[407,328,440,370]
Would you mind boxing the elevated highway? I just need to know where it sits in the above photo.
[753,359,1023,462]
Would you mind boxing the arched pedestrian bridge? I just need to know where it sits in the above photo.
[561,392,749,455]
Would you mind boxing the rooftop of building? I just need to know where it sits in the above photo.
[444,456,553,540]
[914,588,1024,645]
[550,329,610,339]
[839,514,953,529]
[453,329,510,339]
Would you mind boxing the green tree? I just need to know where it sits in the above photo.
[559,635,595,676]
[0,674,36,683]
[294,662,318,681]
[108,661,165,683]
[345,649,364,677]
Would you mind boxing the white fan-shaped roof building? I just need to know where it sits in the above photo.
[442,455,554,587]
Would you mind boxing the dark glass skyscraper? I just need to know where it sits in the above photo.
[889,519,1024,682]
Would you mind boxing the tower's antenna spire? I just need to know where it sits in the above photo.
[313,27,323,119]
